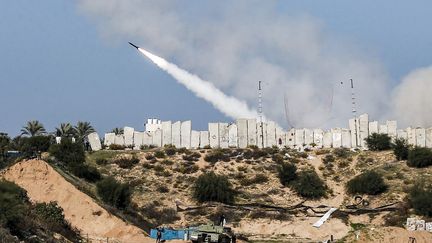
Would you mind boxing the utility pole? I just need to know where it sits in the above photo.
[258,81,265,148]
[351,79,359,147]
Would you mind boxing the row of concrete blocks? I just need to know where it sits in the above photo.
[86,114,432,151]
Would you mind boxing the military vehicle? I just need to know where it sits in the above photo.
[189,223,236,243]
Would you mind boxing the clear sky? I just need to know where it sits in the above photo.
[1,0,431,136]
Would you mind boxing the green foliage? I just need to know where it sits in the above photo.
[114,157,140,169]
[20,120,46,137]
[34,202,66,226]
[365,133,392,151]
[96,177,131,209]
[55,123,75,138]
[292,171,326,199]
[96,158,108,165]
[74,121,95,143]
[70,164,101,182]
[322,154,335,164]
[49,138,85,165]
[111,128,124,135]
[204,149,230,163]
[333,148,351,158]
[164,145,177,156]
[193,172,235,204]
[12,135,53,158]
[109,144,125,150]
[154,150,166,158]
[407,147,432,168]
[0,180,28,227]
[347,171,387,195]
[182,152,201,161]
[409,182,432,217]
[392,138,409,161]
[278,163,297,186]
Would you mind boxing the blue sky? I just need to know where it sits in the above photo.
[1,0,431,136]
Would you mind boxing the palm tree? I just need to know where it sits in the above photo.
[55,123,75,138]
[111,127,124,135]
[21,120,46,137]
[74,121,95,142]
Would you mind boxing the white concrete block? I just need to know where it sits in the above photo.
[257,122,267,148]
[323,131,332,148]
[123,127,134,146]
[266,121,277,147]
[152,130,162,147]
[199,131,209,148]
[133,132,144,150]
[386,120,397,138]
[304,129,313,146]
[349,118,358,147]
[341,129,351,148]
[228,124,238,148]
[191,130,200,149]
[87,132,102,151]
[276,126,285,147]
[295,129,305,147]
[104,133,115,146]
[143,132,152,146]
[172,121,181,148]
[237,119,248,149]
[219,123,229,149]
[407,127,417,146]
[286,129,295,148]
[416,128,426,147]
[426,128,432,148]
[369,121,379,135]
[313,129,323,148]
[180,121,192,149]
[114,134,125,146]
[379,124,388,134]
[332,128,342,148]
[247,119,257,146]
[161,121,172,146]
[209,123,219,148]
[397,129,408,140]
[359,114,369,147]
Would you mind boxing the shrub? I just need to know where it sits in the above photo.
[49,139,85,165]
[154,150,166,159]
[333,148,350,158]
[204,149,229,163]
[0,180,28,226]
[193,172,235,204]
[409,182,432,217]
[108,144,125,150]
[145,153,155,160]
[70,164,101,182]
[278,163,297,186]
[407,147,432,168]
[322,154,335,164]
[96,158,108,165]
[114,157,140,169]
[347,171,387,195]
[272,154,284,164]
[183,152,201,162]
[392,138,409,161]
[292,171,326,199]
[164,145,176,156]
[365,133,392,151]
[96,177,131,209]
[34,202,67,226]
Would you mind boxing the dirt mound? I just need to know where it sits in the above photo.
[1,160,152,243]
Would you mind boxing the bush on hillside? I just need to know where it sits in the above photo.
[409,182,432,217]
[70,164,101,182]
[407,147,432,168]
[277,163,297,186]
[347,171,387,195]
[49,139,85,165]
[333,148,351,158]
[164,145,177,156]
[183,152,201,161]
[365,133,392,151]
[204,149,230,163]
[0,180,28,227]
[392,138,409,161]
[292,171,326,199]
[34,202,67,227]
[96,177,131,209]
[108,144,125,150]
[154,150,166,158]
[193,172,235,204]
[114,157,140,169]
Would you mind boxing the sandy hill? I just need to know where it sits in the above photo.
[85,147,432,242]
[1,159,151,243]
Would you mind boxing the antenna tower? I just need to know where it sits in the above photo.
[258,81,264,148]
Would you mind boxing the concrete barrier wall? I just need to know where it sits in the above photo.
[94,114,432,151]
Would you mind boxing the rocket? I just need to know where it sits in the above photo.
[128,42,139,49]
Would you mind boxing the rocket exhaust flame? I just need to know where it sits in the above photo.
[134,45,264,121]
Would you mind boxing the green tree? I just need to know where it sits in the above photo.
[407,147,432,168]
[74,121,95,142]
[392,138,409,161]
[293,171,326,199]
[0,133,10,160]
[111,128,124,135]
[20,120,46,137]
[365,133,392,151]
[49,139,85,165]
[409,182,432,217]
[193,172,235,204]
[96,177,131,209]
[0,180,28,227]
[55,123,75,138]
[347,171,387,195]
[278,162,297,186]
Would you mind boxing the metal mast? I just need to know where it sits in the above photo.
[351,79,359,147]
[258,81,265,148]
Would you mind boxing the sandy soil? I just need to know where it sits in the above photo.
[1,159,153,243]
[350,226,432,243]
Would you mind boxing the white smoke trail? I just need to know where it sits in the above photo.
[138,48,263,120]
